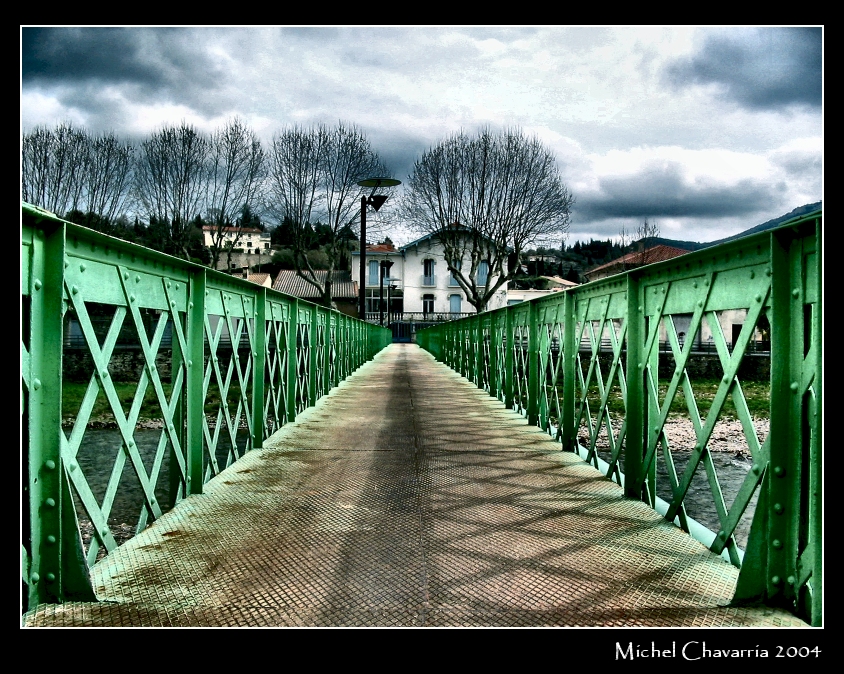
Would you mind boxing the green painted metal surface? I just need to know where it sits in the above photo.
[21,203,390,611]
[418,210,822,626]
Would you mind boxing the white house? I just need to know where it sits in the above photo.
[202,226,271,255]
[351,232,508,321]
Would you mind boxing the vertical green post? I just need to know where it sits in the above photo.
[625,273,644,499]
[309,306,318,407]
[169,315,184,508]
[473,316,482,385]
[810,217,822,627]
[252,288,266,449]
[286,299,298,423]
[527,301,539,426]
[487,313,497,397]
[645,298,659,507]
[538,306,549,431]
[26,219,94,605]
[561,290,577,452]
[186,267,206,495]
[504,306,514,409]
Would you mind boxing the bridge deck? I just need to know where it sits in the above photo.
[24,344,806,627]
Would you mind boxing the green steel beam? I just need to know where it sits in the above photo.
[416,209,822,626]
[21,203,390,610]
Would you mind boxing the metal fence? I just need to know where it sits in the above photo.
[417,210,822,626]
[21,203,391,610]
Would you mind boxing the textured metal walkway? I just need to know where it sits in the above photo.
[24,344,807,627]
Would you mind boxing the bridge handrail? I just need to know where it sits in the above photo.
[21,203,391,609]
[417,209,822,626]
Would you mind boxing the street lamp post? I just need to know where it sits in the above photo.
[356,177,401,320]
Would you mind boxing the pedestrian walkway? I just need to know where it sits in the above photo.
[24,344,807,627]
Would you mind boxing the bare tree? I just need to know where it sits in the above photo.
[636,218,661,266]
[22,122,89,216]
[22,123,136,229]
[402,127,574,312]
[267,122,388,307]
[83,131,136,223]
[206,118,266,271]
[135,122,210,259]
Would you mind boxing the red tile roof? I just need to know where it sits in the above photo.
[273,270,358,299]
[585,245,689,279]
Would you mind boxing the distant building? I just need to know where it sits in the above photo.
[272,269,359,317]
[582,245,689,282]
[351,231,508,321]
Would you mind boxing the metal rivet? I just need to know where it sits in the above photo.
[692,282,697,288]
[46,535,56,544]
[787,575,795,585]
[34,279,42,290]
[772,539,782,549]
[171,301,176,307]
[128,441,135,448]
[750,270,755,279]
[80,263,86,272]
[752,464,760,475]
[639,306,643,312]
[697,300,703,307]
[31,572,40,583]
[44,460,56,470]
[189,302,193,309]
[130,295,136,302]
[792,288,800,298]
[790,381,799,392]
[771,575,781,585]
[167,282,171,288]
[71,285,79,295]
[69,461,77,471]
[102,529,109,537]
[32,378,41,390]
[45,498,56,508]
[123,271,129,280]
[135,275,141,283]
[755,294,762,302]
[187,360,192,367]
[65,260,69,268]
[723,376,730,384]
[774,503,784,514]
[774,465,784,477]
[102,369,109,378]
[718,530,725,538]
[45,572,56,583]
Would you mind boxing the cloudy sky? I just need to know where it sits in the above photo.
[21,26,822,245]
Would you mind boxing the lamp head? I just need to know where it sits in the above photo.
[368,194,388,212]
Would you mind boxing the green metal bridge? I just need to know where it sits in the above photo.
[21,204,822,627]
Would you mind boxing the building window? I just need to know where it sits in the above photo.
[477,260,489,286]
[423,259,435,286]
[448,260,461,286]
[422,294,435,315]
[449,294,462,314]
[368,260,379,286]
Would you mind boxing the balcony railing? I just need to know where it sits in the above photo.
[421,274,436,286]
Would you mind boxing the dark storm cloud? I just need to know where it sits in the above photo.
[663,27,821,110]
[22,27,229,115]
[575,162,778,222]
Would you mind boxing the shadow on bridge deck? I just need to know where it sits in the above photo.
[24,344,806,628]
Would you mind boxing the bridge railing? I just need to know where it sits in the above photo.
[417,210,822,626]
[21,203,391,610]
